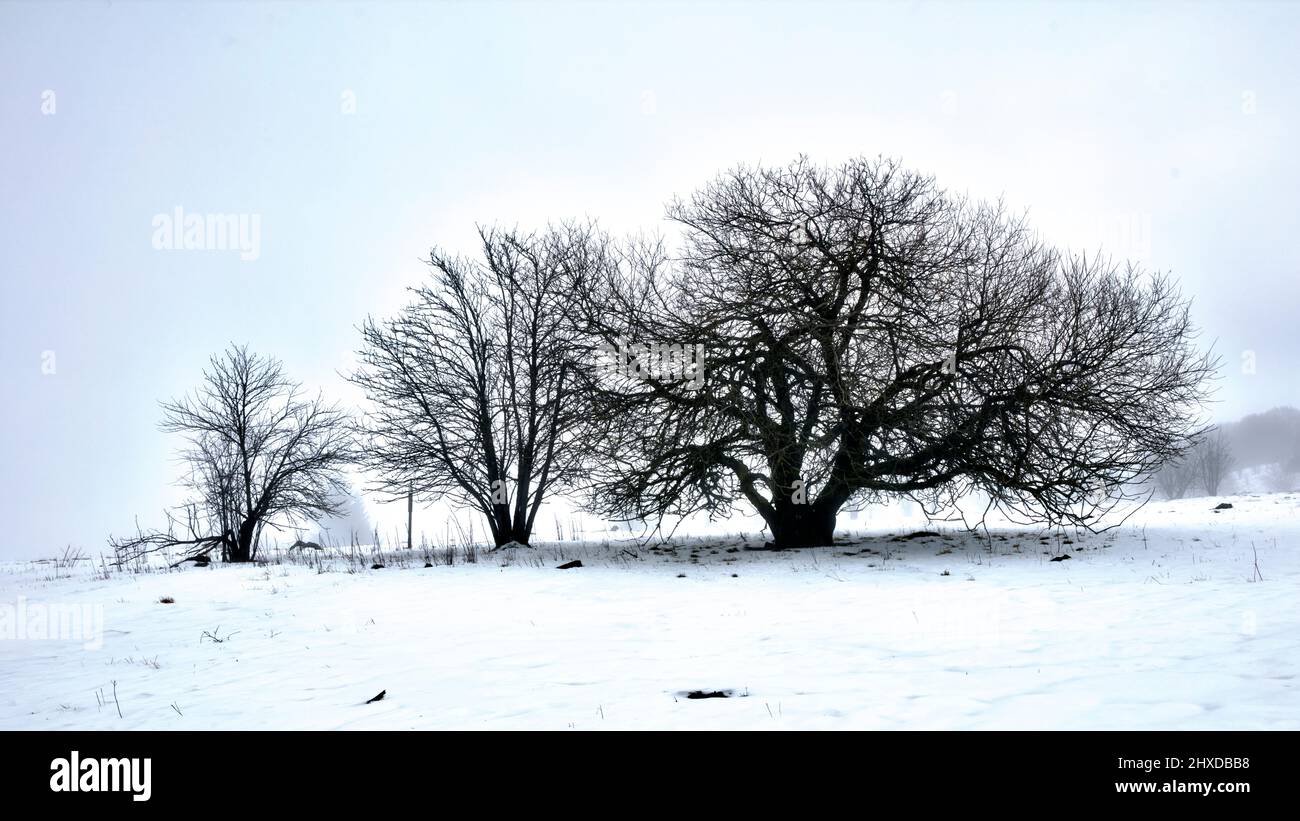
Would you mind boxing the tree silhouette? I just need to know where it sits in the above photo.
[569,157,1216,547]
[352,226,593,547]
[111,346,356,563]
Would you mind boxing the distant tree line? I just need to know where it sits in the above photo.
[1154,406,1300,497]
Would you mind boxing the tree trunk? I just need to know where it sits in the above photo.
[491,526,532,547]
[766,502,837,549]
[487,503,532,547]
[231,518,257,562]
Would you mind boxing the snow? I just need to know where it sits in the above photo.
[1,493,1297,729]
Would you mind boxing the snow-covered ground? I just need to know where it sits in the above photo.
[2,493,1296,730]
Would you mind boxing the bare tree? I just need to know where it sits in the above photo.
[1193,429,1234,496]
[110,346,356,564]
[351,225,591,548]
[1153,456,1198,500]
[569,157,1217,548]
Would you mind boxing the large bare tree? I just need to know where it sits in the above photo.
[569,157,1217,548]
[110,346,356,563]
[351,225,592,547]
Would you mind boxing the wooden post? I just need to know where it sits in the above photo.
[406,484,413,550]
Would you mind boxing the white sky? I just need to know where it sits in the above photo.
[2,0,1298,558]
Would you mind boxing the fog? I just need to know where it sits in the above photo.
[3,1,1299,558]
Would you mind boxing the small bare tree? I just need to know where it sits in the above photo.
[110,346,356,564]
[1154,457,1198,500]
[1193,429,1234,496]
[351,225,592,547]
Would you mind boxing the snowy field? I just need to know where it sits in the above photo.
[1,493,1296,730]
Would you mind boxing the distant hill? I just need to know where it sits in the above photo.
[1218,407,1300,493]
[1221,406,1300,471]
